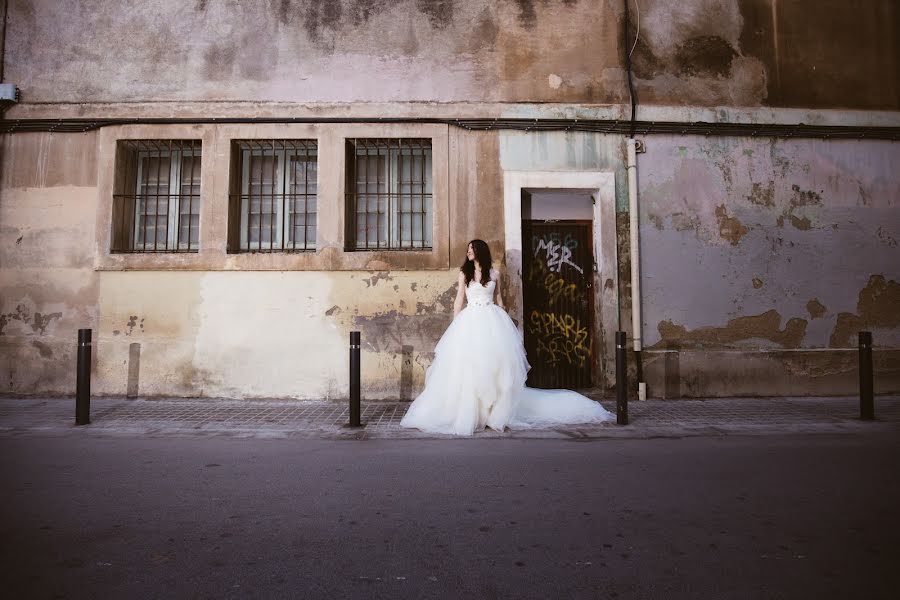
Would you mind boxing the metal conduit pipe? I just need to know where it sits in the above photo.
[1,117,899,139]
[626,138,646,401]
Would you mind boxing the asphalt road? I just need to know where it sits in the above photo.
[1,432,897,599]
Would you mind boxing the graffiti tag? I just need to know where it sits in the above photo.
[532,232,579,251]
[528,310,591,368]
[527,259,579,307]
[535,238,584,275]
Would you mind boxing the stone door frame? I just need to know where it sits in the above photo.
[502,170,619,388]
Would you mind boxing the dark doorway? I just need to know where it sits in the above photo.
[522,219,595,389]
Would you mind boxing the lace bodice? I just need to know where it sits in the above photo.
[466,279,496,307]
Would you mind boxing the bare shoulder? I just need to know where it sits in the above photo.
[490,267,501,281]
[457,270,466,283]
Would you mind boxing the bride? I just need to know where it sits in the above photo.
[400,239,615,435]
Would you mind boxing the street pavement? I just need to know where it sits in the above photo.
[1,395,898,599]
[1,395,899,439]
[1,431,898,599]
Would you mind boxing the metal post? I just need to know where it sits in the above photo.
[76,328,91,425]
[616,331,628,425]
[859,331,874,421]
[349,331,362,427]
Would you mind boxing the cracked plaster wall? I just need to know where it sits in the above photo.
[638,135,900,395]
[5,0,897,110]
[2,0,899,398]
[93,270,456,399]
[6,0,623,105]
[0,133,101,393]
[0,127,499,399]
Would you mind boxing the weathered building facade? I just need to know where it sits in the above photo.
[1,0,898,400]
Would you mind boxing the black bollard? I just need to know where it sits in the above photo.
[859,331,874,420]
[349,331,362,427]
[75,328,92,425]
[616,331,628,425]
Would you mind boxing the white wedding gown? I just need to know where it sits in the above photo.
[400,276,615,435]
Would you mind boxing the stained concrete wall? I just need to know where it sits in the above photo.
[6,0,622,105]
[0,125,498,399]
[93,270,457,399]
[3,128,899,398]
[631,0,899,109]
[2,0,899,400]
[496,129,900,396]
[0,132,100,393]
[5,0,898,110]
[638,136,900,396]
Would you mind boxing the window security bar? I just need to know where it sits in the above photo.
[112,140,201,253]
[228,139,317,253]
[346,138,432,250]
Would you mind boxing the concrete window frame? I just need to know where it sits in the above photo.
[230,140,318,253]
[345,138,433,251]
[95,123,450,271]
[113,141,202,253]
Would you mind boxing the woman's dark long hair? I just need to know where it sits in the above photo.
[461,239,492,287]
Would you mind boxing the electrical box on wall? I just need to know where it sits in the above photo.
[0,84,20,109]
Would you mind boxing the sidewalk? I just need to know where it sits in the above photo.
[2,395,899,440]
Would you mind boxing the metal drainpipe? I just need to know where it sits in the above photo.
[626,138,646,400]
[0,0,7,85]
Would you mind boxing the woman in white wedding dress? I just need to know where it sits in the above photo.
[400,239,615,436]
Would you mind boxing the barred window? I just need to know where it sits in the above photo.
[228,140,317,252]
[111,140,201,252]
[346,138,432,250]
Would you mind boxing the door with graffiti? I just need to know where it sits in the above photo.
[522,221,594,389]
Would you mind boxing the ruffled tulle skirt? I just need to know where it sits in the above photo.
[400,304,614,435]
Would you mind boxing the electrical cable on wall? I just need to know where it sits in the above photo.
[2,118,896,139]
[630,0,641,57]
[624,0,640,139]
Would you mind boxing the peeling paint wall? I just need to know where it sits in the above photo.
[499,130,628,209]
[93,270,456,399]
[5,128,897,399]
[450,128,504,261]
[2,1,899,401]
[638,136,900,395]
[0,133,101,394]
[0,126,501,399]
[6,0,622,105]
[631,0,898,109]
[5,0,898,109]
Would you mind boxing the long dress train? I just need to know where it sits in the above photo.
[400,277,614,435]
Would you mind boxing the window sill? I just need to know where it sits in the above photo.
[95,246,449,271]
[110,250,200,255]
